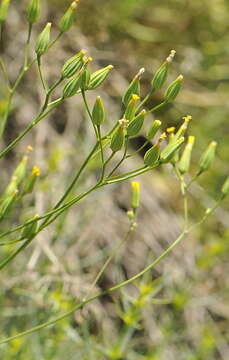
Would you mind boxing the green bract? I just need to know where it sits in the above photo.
[35,22,52,57]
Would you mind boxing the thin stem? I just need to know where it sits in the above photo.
[108,136,129,178]
[81,89,98,138]
[97,125,105,180]
[126,139,150,159]
[37,57,48,92]
[146,101,167,115]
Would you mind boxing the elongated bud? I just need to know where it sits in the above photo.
[59,1,78,33]
[124,94,140,121]
[62,50,86,78]
[110,124,125,153]
[88,65,114,90]
[160,136,185,163]
[178,136,195,174]
[0,0,10,24]
[80,67,91,90]
[131,181,141,209]
[198,141,217,174]
[164,75,183,103]
[144,134,165,166]
[92,96,105,126]
[62,72,82,98]
[126,109,146,137]
[173,115,192,142]
[151,50,176,90]
[166,127,179,165]
[22,166,40,195]
[13,155,29,185]
[35,22,52,57]
[147,119,161,140]
[20,215,39,240]
[0,189,18,221]
[122,68,144,107]
[221,176,229,197]
[27,0,40,24]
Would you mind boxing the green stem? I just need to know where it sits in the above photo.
[126,139,150,159]
[108,136,129,177]
[146,101,167,115]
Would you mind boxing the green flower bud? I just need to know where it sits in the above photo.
[160,136,184,163]
[0,0,10,24]
[110,125,125,152]
[147,119,161,140]
[92,96,105,126]
[151,50,176,90]
[164,75,183,103]
[35,22,52,57]
[126,109,146,137]
[88,65,114,90]
[173,115,192,142]
[131,181,140,209]
[178,136,195,174]
[59,1,78,33]
[122,68,144,107]
[80,67,91,90]
[13,155,29,185]
[22,166,40,195]
[0,189,18,221]
[144,143,160,166]
[221,176,229,197]
[26,0,40,25]
[198,141,217,174]
[20,215,39,240]
[62,50,86,78]
[62,72,82,98]
[124,94,140,121]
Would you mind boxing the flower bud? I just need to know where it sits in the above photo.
[151,50,176,90]
[0,0,10,24]
[124,94,140,121]
[164,75,183,103]
[35,22,52,57]
[22,166,40,195]
[0,189,18,221]
[80,67,91,90]
[160,136,184,163]
[110,125,125,153]
[144,143,160,167]
[92,96,105,126]
[13,155,29,185]
[122,68,144,106]
[20,215,39,240]
[62,72,82,98]
[173,115,192,142]
[221,176,229,197]
[59,1,78,33]
[178,136,195,174]
[198,141,217,174]
[62,50,86,78]
[27,0,40,25]
[88,65,113,90]
[126,109,146,137]
[147,119,161,140]
[131,181,140,209]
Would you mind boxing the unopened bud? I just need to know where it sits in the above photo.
[178,136,195,174]
[164,75,183,103]
[22,166,40,195]
[147,119,161,140]
[62,72,82,98]
[126,109,146,137]
[88,65,113,90]
[160,137,185,163]
[62,50,86,78]
[92,96,105,126]
[131,181,141,209]
[122,68,144,107]
[27,0,40,24]
[110,126,125,153]
[59,1,78,33]
[124,94,140,121]
[144,142,161,166]
[151,50,176,90]
[198,141,217,174]
[20,215,39,240]
[35,22,52,57]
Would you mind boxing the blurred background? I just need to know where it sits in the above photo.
[0,0,228,359]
